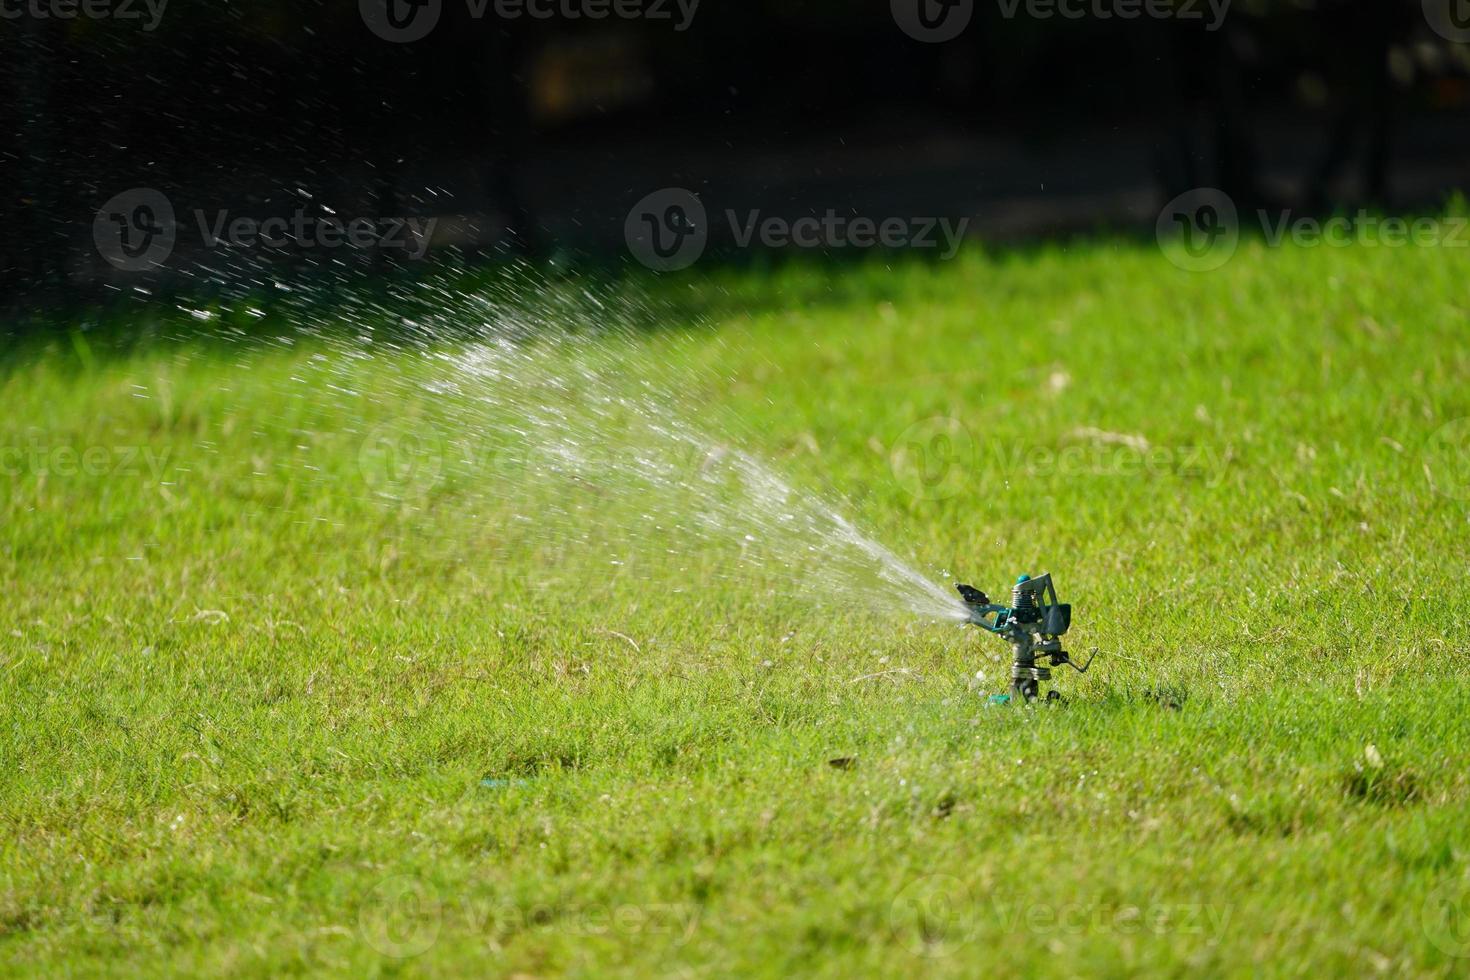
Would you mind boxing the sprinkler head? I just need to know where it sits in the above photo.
[956,573,1094,703]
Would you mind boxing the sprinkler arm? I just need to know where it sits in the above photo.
[954,584,1011,633]
[1056,648,1098,674]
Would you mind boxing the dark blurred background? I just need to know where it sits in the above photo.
[4,0,1470,306]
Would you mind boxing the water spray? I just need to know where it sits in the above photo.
[956,573,1095,703]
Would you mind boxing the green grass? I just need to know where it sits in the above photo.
[4,234,1470,977]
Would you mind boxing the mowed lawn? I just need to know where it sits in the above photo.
[4,232,1470,977]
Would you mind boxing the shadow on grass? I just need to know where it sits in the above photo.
[0,226,1153,376]
[14,190,1470,376]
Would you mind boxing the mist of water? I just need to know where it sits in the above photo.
[240,267,971,624]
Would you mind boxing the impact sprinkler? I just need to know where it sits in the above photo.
[956,573,1095,703]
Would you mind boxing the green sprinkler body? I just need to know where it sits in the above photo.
[956,574,1094,703]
